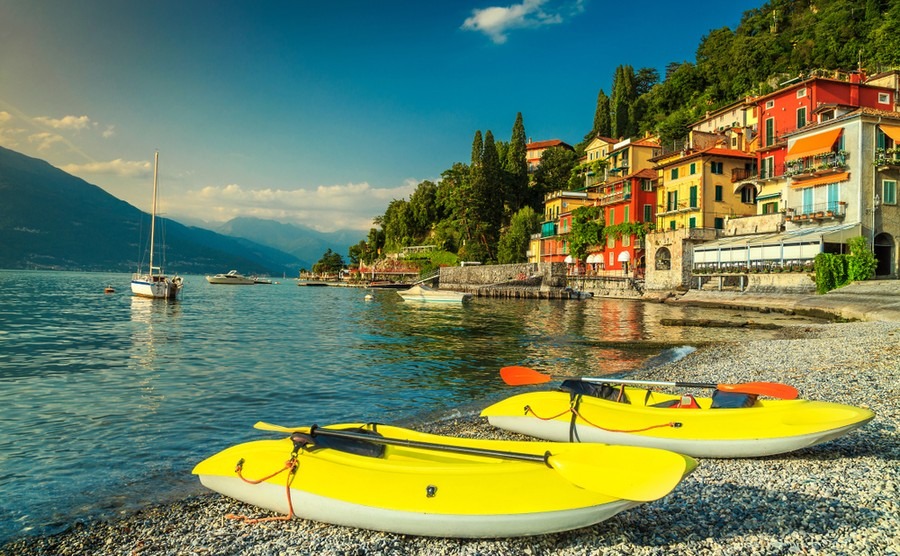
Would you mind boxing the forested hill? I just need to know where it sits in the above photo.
[0,146,304,274]
[584,0,900,148]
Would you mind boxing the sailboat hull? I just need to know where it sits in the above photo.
[131,275,182,299]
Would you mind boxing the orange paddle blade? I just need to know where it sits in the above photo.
[499,365,552,386]
[718,382,799,400]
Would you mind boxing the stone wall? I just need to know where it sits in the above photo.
[439,262,568,292]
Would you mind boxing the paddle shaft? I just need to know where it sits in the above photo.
[579,377,723,389]
[309,426,549,465]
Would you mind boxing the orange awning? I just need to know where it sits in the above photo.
[879,124,900,144]
[785,128,843,161]
[790,171,850,189]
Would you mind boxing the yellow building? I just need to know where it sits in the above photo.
[653,139,756,231]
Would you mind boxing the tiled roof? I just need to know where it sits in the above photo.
[526,139,572,150]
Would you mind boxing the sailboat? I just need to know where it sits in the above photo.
[131,151,183,299]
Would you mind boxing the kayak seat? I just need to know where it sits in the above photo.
[710,390,758,409]
[650,399,680,408]
[310,426,387,458]
[559,379,629,404]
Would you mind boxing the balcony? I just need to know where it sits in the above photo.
[875,149,900,170]
[731,168,758,183]
[656,200,700,217]
[598,191,632,207]
[785,151,849,179]
[784,202,847,223]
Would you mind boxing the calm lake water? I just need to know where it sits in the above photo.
[0,270,825,543]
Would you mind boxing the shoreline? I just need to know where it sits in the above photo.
[3,320,898,555]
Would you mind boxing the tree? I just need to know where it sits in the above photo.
[532,147,578,199]
[497,206,540,264]
[584,89,612,141]
[312,248,344,274]
[503,112,529,215]
[568,206,604,264]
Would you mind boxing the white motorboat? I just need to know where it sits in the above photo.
[206,270,256,285]
[396,284,472,303]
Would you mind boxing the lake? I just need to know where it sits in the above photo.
[0,270,824,544]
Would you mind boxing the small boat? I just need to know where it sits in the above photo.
[193,422,696,538]
[131,151,183,299]
[481,379,875,458]
[366,280,410,289]
[104,285,115,294]
[206,270,255,285]
[252,276,273,285]
[396,284,472,303]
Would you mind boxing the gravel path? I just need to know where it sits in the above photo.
[3,321,898,556]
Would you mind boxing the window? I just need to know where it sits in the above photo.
[802,188,814,214]
[643,204,652,222]
[741,186,756,204]
[797,107,806,128]
[797,88,807,98]
[608,208,615,225]
[765,100,775,109]
[641,178,653,191]
[763,202,778,214]
[827,183,840,211]
[765,118,775,147]
[623,233,631,247]
[879,92,891,105]
[714,217,724,229]
[608,251,614,266]
[762,156,775,179]
[715,185,723,201]
[689,162,697,175]
[688,216,696,229]
[669,220,676,230]
[624,206,630,223]
[667,190,678,211]
[711,161,723,175]
[655,247,671,270]
[689,185,698,208]
[877,129,895,150]
[670,168,679,180]
[883,180,897,205]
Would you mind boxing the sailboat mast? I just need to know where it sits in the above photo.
[149,151,159,276]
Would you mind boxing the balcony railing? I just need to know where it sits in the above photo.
[731,168,758,182]
[784,151,849,178]
[785,201,847,223]
[875,149,900,168]
[598,191,631,206]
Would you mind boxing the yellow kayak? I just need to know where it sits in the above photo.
[481,380,874,458]
[193,421,696,538]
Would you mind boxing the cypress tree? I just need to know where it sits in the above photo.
[504,112,529,213]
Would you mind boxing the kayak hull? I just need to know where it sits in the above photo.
[193,423,695,538]
[482,388,874,458]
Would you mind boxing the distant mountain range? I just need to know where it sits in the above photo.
[0,146,361,274]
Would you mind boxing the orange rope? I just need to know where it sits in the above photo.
[225,457,300,523]
[524,404,679,433]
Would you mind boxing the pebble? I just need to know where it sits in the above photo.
[1,321,898,555]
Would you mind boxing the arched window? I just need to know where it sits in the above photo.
[655,247,672,270]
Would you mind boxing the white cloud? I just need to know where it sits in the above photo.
[33,114,92,131]
[60,158,152,178]
[0,111,11,124]
[102,125,116,138]
[175,179,419,232]
[28,132,65,151]
[462,0,579,44]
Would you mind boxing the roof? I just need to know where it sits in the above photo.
[526,139,573,150]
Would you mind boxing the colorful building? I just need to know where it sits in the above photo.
[525,139,574,173]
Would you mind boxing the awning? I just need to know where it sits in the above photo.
[785,128,843,161]
[693,223,862,263]
[564,255,574,263]
[586,253,601,263]
[617,251,631,262]
[790,171,850,189]
[880,124,900,144]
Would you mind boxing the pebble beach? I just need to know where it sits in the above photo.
[3,320,898,556]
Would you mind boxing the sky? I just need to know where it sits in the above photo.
[0,0,764,233]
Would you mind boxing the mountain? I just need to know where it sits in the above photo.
[215,217,362,270]
[0,146,303,275]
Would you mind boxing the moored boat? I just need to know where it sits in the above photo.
[481,379,874,458]
[131,151,183,299]
[193,421,696,538]
[206,270,255,285]
[396,284,472,303]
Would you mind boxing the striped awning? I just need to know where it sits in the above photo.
[785,128,843,161]
[790,171,850,189]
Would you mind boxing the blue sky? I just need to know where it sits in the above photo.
[0,0,763,232]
